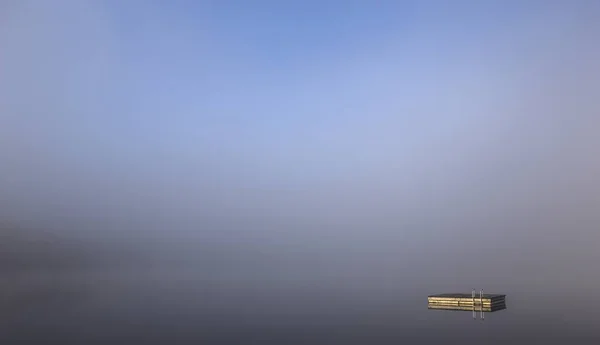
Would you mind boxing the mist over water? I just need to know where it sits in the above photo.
[1,1,600,344]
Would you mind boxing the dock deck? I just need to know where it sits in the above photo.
[428,293,506,308]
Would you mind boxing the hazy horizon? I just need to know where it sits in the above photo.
[1,1,600,343]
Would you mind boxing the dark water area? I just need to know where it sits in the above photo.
[2,267,600,345]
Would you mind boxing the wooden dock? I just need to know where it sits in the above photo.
[428,293,506,311]
[428,303,507,312]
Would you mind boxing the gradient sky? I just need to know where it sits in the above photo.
[1,0,600,295]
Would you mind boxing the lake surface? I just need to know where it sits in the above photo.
[2,268,599,344]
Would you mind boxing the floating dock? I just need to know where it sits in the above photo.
[428,292,506,312]
[428,303,506,312]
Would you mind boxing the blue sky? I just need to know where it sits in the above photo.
[1,0,596,197]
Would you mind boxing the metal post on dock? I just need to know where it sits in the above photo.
[480,289,484,320]
[472,289,476,319]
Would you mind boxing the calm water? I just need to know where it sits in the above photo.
[2,268,599,345]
